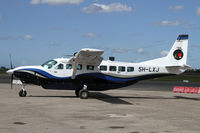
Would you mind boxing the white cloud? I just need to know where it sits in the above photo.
[137,48,144,54]
[152,20,182,27]
[169,5,184,12]
[30,0,83,5]
[82,3,134,13]
[113,48,128,53]
[160,50,169,57]
[184,22,200,30]
[84,32,97,38]
[30,0,40,4]
[24,35,33,40]
[50,41,57,46]
[196,7,200,15]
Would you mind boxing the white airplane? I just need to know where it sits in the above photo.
[7,34,190,99]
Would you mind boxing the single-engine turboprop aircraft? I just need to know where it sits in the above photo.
[7,34,190,99]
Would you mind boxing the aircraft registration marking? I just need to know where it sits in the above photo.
[138,67,159,72]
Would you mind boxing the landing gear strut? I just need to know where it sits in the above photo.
[19,84,27,97]
[75,90,80,97]
[75,84,89,99]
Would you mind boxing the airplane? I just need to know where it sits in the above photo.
[7,34,190,99]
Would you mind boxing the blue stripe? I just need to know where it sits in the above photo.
[177,34,188,40]
[19,68,71,79]
[84,73,138,82]
[19,68,138,82]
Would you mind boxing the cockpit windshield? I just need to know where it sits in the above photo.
[42,60,57,69]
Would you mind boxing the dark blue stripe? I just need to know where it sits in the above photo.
[19,68,138,82]
[19,68,71,79]
[83,73,137,82]
[177,34,188,40]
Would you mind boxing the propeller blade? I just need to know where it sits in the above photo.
[9,54,13,69]
[11,74,13,89]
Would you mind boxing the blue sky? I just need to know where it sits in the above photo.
[0,0,200,68]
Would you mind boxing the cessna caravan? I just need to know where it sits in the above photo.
[7,34,190,99]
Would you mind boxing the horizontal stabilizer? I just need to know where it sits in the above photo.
[166,64,191,69]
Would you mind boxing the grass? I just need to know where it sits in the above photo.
[150,73,200,82]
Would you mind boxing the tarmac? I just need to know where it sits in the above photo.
[0,82,200,133]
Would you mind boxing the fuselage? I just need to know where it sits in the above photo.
[7,58,175,91]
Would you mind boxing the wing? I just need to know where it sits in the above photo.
[69,48,104,79]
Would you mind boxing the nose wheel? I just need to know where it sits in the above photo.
[19,84,27,97]
[19,89,27,97]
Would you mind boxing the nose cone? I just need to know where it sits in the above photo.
[7,69,14,74]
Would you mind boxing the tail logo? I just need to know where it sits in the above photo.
[173,49,183,60]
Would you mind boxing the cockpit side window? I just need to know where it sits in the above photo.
[55,64,64,69]
[66,64,72,69]
[42,60,57,69]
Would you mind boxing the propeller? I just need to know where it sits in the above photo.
[9,54,13,69]
[11,74,13,89]
[9,54,13,89]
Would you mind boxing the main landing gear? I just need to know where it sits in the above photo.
[19,84,27,97]
[75,85,89,99]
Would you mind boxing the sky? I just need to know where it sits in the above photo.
[0,0,200,69]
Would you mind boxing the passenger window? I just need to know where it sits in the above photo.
[100,65,107,71]
[118,66,125,72]
[66,64,72,69]
[77,64,82,70]
[127,67,134,72]
[87,65,94,70]
[55,64,64,69]
[109,66,116,71]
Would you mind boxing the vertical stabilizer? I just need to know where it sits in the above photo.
[166,34,188,66]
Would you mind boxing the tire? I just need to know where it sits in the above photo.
[75,90,80,97]
[79,89,89,99]
[19,90,27,97]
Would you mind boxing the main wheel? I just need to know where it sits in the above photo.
[79,90,89,99]
[75,90,80,97]
[19,90,27,97]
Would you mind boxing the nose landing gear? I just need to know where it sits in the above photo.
[19,84,27,97]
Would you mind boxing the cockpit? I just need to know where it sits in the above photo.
[41,60,57,69]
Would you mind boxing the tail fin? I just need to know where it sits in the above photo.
[166,34,188,66]
[140,34,189,68]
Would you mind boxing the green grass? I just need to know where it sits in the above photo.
[150,73,200,82]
